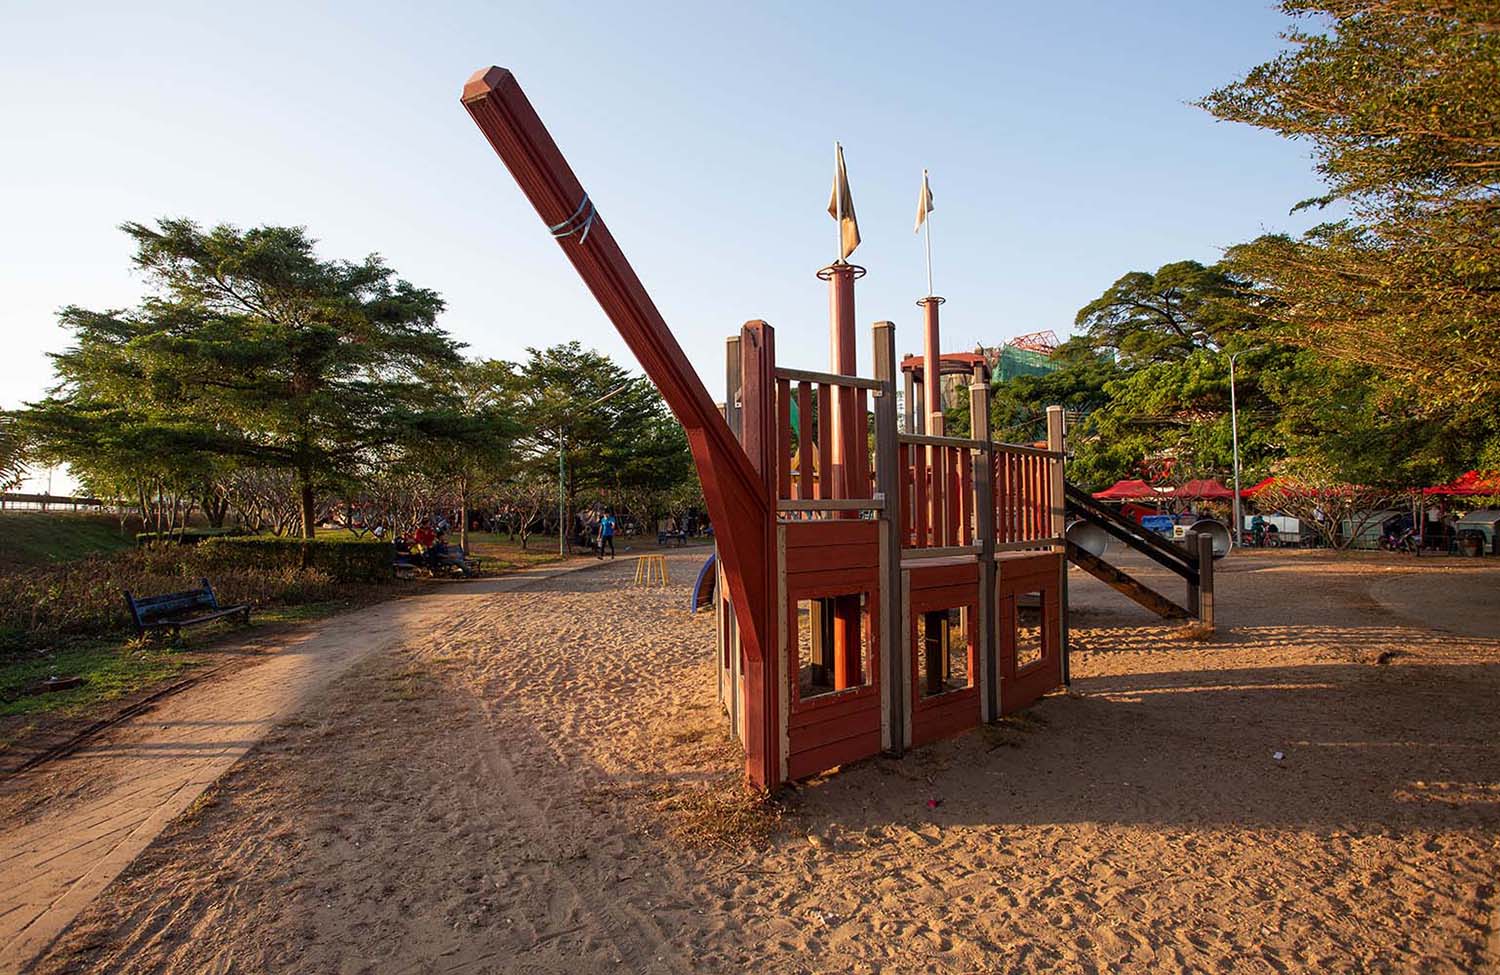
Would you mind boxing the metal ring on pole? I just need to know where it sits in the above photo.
[549,194,597,243]
[815,262,867,281]
[915,295,946,307]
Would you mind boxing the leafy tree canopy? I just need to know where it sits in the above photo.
[1074,261,1264,364]
[18,219,460,537]
[1201,1,1500,412]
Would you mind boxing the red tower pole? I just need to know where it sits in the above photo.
[919,296,945,437]
[821,261,865,688]
[825,262,860,500]
[919,295,948,545]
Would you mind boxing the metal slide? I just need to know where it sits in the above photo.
[1063,483,1198,619]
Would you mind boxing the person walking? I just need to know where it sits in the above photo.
[597,510,617,559]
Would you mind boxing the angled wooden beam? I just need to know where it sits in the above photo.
[461,67,778,787]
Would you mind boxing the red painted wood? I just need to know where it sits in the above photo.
[995,452,1008,544]
[898,443,912,545]
[461,68,778,786]
[738,324,782,789]
[908,588,980,747]
[998,556,1063,715]
[908,560,978,593]
[922,296,942,435]
[776,378,792,501]
[958,447,972,545]
[786,545,878,576]
[827,264,858,504]
[796,382,813,500]
[785,548,882,777]
[784,519,877,549]
[788,694,883,732]
[788,729,883,780]
[817,384,833,501]
[949,447,962,545]
[911,693,980,746]
[854,387,870,499]
[914,448,929,547]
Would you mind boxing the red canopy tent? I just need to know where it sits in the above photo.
[1242,476,1278,498]
[1422,470,1500,496]
[1175,478,1235,501]
[1092,478,1163,501]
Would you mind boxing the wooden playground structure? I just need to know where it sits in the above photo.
[461,66,1211,791]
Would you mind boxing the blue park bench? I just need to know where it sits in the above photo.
[123,578,251,640]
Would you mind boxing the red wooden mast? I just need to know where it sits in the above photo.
[461,67,780,787]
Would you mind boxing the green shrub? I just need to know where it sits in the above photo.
[198,536,394,584]
[135,527,247,546]
[0,546,343,650]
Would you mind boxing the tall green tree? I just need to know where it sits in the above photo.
[404,358,522,552]
[0,417,26,492]
[1201,1,1500,415]
[19,220,459,538]
[1074,261,1265,363]
[509,343,695,535]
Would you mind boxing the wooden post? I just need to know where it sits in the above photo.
[972,370,997,720]
[903,367,915,435]
[1196,531,1215,630]
[1186,551,1199,616]
[725,336,742,439]
[873,321,904,755]
[739,321,782,790]
[1046,406,1069,686]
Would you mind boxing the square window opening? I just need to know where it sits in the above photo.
[1016,594,1045,671]
[918,606,972,699]
[796,594,871,701]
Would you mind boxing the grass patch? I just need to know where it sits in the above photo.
[464,532,567,572]
[0,639,206,721]
[657,778,784,852]
[0,512,135,569]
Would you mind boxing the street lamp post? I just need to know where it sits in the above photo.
[557,377,643,557]
[1195,332,1253,544]
[1228,350,1245,542]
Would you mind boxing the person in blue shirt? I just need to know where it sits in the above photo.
[597,511,617,559]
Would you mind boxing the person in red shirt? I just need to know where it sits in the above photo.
[411,522,437,551]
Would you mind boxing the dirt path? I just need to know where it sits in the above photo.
[0,557,607,974]
[18,550,1500,974]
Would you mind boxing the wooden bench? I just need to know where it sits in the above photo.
[123,579,251,640]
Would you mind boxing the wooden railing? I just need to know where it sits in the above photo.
[896,432,984,552]
[774,367,880,514]
[994,443,1062,550]
[766,363,1062,553]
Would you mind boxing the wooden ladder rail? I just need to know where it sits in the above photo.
[1065,542,1192,620]
[1062,482,1207,621]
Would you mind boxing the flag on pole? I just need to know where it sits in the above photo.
[827,142,861,261]
[914,169,934,233]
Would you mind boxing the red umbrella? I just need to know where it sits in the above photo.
[1092,478,1164,501]
[1175,478,1235,501]
[1422,470,1500,496]
[1242,476,1278,498]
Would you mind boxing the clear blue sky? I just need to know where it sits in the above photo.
[1,1,1328,489]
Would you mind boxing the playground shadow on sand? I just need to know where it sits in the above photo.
[780,659,1500,835]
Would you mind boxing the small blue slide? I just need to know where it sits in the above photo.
[691,553,717,612]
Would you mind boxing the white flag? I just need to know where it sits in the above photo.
[914,169,934,233]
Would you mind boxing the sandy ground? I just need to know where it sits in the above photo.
[18,547,1500,975]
